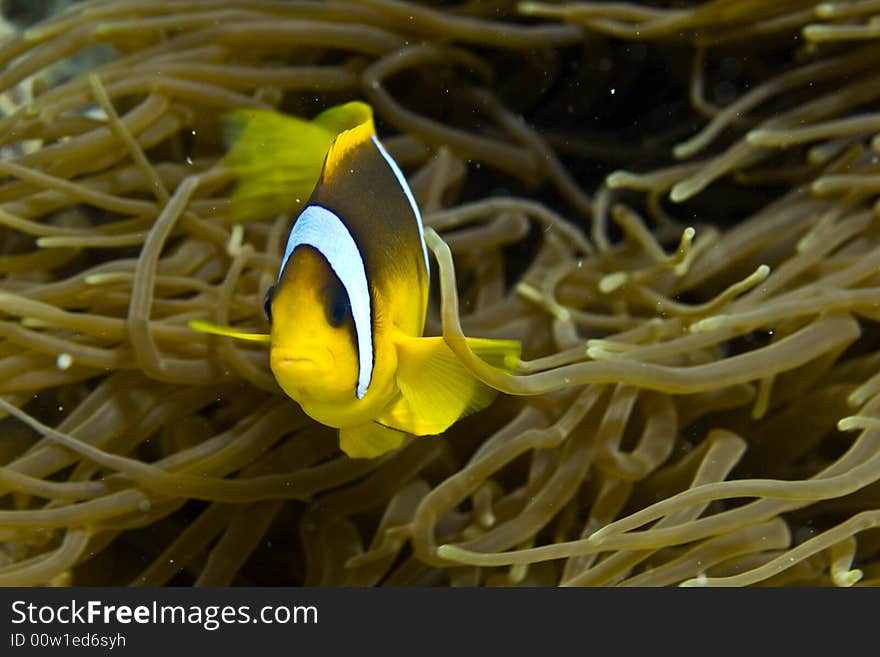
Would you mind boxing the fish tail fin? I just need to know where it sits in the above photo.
[188,319,271,344]
[339,422,406,458]
[222,101,373,222]
[377,335,521,436]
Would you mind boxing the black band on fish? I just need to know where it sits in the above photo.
[370,134,430,283]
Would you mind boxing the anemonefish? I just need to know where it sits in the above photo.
[191,101,521,458]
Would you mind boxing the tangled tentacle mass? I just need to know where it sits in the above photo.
[1,0,880,586]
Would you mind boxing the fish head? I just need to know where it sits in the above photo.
[268,245,360,406]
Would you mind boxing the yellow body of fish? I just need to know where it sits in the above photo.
[191,101,520,458]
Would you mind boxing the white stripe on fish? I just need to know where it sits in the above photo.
[281,204,374,399]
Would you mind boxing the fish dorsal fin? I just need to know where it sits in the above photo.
[378,335,521,436]
[321,108,376,181]
[312,100,374,136]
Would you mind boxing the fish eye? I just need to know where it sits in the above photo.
[263,285,275,323]
[321,280,350,328]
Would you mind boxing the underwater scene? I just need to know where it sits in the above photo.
[0,0,879,587]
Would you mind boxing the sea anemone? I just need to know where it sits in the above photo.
[0,0,879,586]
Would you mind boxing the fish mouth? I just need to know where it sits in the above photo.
[275,356,313,366]
[270,347,329,370]
[272,353,316,367]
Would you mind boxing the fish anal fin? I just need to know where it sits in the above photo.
[382,335,521,436]
[339,422,406,459]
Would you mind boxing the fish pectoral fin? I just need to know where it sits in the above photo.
[188,319,271,344]
[339,422,406,459]
[383,335,521,436]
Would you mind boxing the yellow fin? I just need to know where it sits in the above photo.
[223,101,374,222]
[312,101,373,137]
[378,336,521,436]
[459,336,523,372]
[339,422,406,459]
[188,319,271,344]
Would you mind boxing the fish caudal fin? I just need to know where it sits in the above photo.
[339,422,406,459]
[188,319,271,343]
[223,101,373,222]
[378,335,521,436]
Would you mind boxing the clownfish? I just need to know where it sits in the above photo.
[191,101,521,458]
